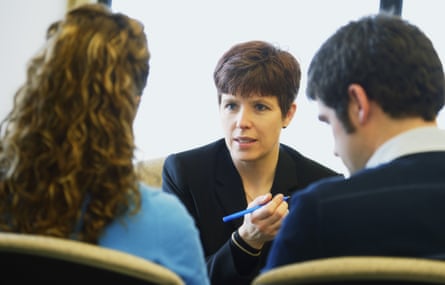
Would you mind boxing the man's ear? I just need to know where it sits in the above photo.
[348,84,370,125]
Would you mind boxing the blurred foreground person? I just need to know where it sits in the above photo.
[0,4,209,285]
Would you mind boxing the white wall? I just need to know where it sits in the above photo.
[112,0,445,175]
[0,0,66,119]
[1,0,445,176]
[112,0,386,175]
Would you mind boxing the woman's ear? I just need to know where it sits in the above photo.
[283,102,297,128]
[348,84,370,125]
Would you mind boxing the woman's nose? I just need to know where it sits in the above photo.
[236,107,252,129]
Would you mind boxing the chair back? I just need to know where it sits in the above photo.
[0,232,184,284]
[135,157,166,189]
[252,256,445,285]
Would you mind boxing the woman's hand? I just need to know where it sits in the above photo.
[238,193,289,249]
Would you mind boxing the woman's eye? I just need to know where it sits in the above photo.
[225,103,237,111]
[255,104,268,111]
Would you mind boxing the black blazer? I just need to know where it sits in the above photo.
[162,139,341,285]
[264,152,445,271]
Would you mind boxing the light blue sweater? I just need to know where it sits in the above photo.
[99,183,210,285]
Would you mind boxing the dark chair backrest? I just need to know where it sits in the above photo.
[0,232,184,284]
[252,256,445,285]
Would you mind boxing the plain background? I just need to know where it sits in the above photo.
[1,0,444,176]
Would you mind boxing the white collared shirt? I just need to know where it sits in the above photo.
[366,126,445,169]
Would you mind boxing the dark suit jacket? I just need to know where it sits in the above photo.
[162,139,340,285]
[264,152,445,271]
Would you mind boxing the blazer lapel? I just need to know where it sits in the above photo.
[213,143,299,227]
[215,145,247,226]
[271,146,299,197]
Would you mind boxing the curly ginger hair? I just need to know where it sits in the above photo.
[0,3,150,244]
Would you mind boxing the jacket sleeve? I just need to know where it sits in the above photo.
[206,237,264,285]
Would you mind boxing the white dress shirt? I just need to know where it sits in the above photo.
[366,126,445,169]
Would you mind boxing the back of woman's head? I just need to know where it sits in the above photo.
[213,40,301,117]
[0,3,150,243]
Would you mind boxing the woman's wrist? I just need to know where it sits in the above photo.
[231,230,262,256]
[237,227,264,249]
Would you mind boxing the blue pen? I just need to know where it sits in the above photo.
[222,196,290,222]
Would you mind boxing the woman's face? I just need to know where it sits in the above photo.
[220,93,295,163]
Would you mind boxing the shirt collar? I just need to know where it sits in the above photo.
[366,126,445,169]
